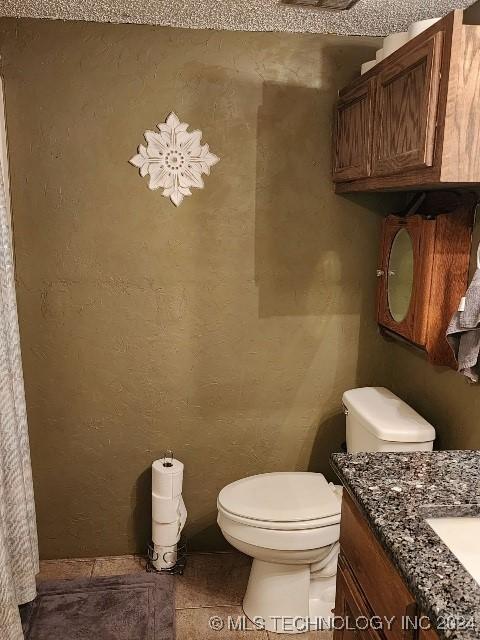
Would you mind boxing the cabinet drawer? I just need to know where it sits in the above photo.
[340,493,416,640]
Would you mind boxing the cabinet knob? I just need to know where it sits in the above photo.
[376,269,385,277]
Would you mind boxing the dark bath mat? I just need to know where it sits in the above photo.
[21,573,175,640]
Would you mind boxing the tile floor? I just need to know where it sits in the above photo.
[37,552,333,639]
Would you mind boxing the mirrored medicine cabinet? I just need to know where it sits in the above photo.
[377,191,476,368]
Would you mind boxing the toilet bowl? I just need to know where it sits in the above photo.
[217,472,342,633]
[217,387,436,634]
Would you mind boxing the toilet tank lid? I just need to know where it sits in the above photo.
[342,387,436,443]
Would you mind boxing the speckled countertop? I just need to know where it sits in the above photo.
[331,451,480,640]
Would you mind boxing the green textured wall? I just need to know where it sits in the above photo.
[0,17,388,559]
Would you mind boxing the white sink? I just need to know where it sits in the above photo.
[427,517,480,585]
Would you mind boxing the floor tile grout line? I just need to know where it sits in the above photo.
[175,603,243,610]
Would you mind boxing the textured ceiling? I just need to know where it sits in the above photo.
[0,0,475,36]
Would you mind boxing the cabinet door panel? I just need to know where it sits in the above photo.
[333,80,374,182]
[377,215,435,346]
[372,33,443,176]
[334,556,383,640]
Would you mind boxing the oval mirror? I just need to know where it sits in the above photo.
[388,228,414,323]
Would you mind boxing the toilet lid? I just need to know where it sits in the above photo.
[218,472,341,523]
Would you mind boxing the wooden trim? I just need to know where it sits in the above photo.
[425,195,476,367]
[427,11,459,182]
[441,20,480,182]
[334,172,443,193]
[412,218,436,346]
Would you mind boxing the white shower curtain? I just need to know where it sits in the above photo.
[0,81,39,640]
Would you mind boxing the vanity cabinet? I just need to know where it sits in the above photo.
[332,9,480,192]
[334,493,440,640]
[376,193,475,368]
[335,556,382,640]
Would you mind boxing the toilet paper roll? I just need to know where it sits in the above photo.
[383,32,408,58]
[152,458,184,498]
[361,60,377,75]
[152,494,183,524]
[152,543,177,571]
[408,18,441,40]
[152,519,182,546]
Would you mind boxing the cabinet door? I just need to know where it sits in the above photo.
[334,556,383,640]
[377,215,435,347]
[332,80,375,182]
[339,494,418,640]
[371,33,443,176]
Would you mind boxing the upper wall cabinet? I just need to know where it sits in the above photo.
[372,34,442,177]
[332,10,480,193]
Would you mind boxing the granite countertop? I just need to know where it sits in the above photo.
[331,451,480,640]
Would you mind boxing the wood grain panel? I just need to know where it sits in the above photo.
[425,194,476,367]
[418,620,441,640]
[377,192,475,369]
[441,24,480,182]
[332,80,374,182]
[334,556,383,640]
[339,493,416,640]
[372,33,443,177]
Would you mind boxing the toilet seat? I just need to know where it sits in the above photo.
[217,472,342,552]
[218,509,340,551]
[218,472,342,525]
[217,503,341,531]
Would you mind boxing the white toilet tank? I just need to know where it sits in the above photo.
[342,387,435,454]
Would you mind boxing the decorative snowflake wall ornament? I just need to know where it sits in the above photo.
[129,112,220,207]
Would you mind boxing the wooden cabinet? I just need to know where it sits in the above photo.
[338,493,417,640]
[376,192,475,368]
[336,557,383,640]
[371,34,443,177]
[333,80,375,181]
[377,214,432,347]
[334,493,441,640]
[332,9,480,192]
[417,624,443,640]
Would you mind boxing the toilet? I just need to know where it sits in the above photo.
[217,387,436,634]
